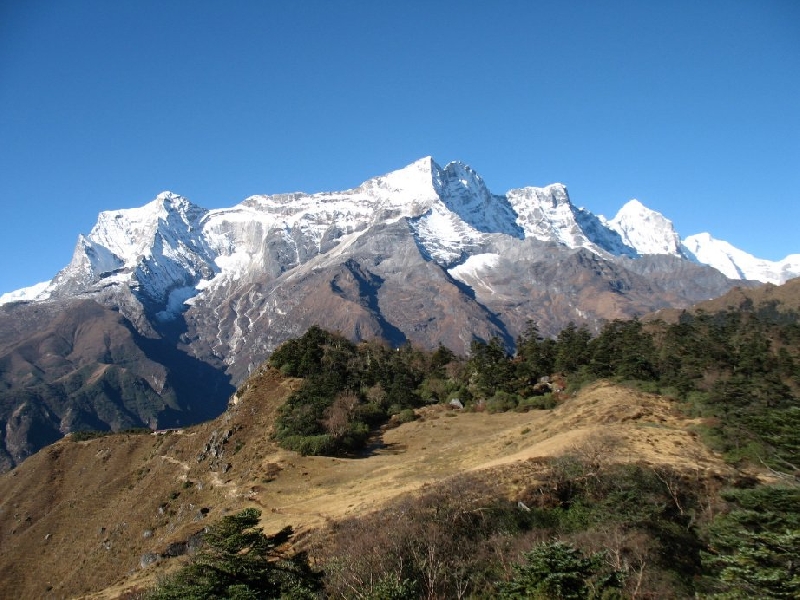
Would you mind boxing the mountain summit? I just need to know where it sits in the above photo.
[606,199,684,257]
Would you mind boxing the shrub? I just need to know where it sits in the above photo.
[486,390,520,413]
[281,434,337,456]
[518,394,557,410]
[395,408,417,424]
[71,429,114,441]
[498,540,622,599]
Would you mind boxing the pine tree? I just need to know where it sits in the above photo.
[147,508,321,599]
[498,541,622,599]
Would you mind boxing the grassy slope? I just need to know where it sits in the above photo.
[0,365,752,600]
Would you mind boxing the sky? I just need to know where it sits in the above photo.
[1,0,799,294]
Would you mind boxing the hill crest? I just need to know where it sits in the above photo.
[0,371,738,599]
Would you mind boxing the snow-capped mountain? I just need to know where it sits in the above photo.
[1,156,795,469]
[605,199,685,257]
[6,156,793,311]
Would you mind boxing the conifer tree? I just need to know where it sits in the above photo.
[147,508,321,599]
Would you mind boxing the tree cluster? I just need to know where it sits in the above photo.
[268,301,800,471]
[269,326,448,456]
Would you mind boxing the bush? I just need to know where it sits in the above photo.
[70,430,110,442]
[518,394,557,410]
[700,486,800,598]
[394,408,417,424]
[146,508,321,599]
[486,391,520,413]
[498,541,622,599]
[281,434,337,456]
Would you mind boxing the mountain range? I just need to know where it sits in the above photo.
[1,157,797,469]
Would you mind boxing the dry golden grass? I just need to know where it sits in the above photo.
[0,372,737,600]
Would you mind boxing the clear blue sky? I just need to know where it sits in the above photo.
[2,0,798,293]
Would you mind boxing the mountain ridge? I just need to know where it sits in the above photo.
[3,157,797,309]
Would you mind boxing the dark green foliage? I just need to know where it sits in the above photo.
[498,541,622,599]
[146,508,321,599]
[271,296,800,465]
[279,434,337,457]
[626,306,800,473]
[70,429,112,442]
[553,322,592,373]
[701,486,800,598]
[468,336,514,397]
[589,319,657,381]
[272,333,438,456]
[70,427,151,441]
[430,343,455,371]
[516,322,555,378]
[271,295,800,596]
[394,408,417,424]
[486,390,521,413]
[268,325,333,377]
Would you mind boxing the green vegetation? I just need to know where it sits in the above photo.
[316,458,724,598]
[70,427,151,441]
[309,448,800,599]
[270,302,800,473]
[498,541,622,599]
[138,294,800,598]
[700,486,800,598]
[269,326,431,456]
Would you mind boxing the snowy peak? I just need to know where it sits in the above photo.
[607,199,684,257]
[682,233,800,285]
[438,161,487,196]
[41,191,216,315]
[435,162,523,238]
[89,191,207,266]
[506,183,601,250]
[358,156,442,204]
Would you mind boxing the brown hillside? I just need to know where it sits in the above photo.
[651,276,800,322]
[0,370,738,600]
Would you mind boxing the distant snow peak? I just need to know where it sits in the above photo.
[364,156,441,198]
[682,233,800,284]
[0,280,51,305]
[507,183,588,246]
[607,199,683,257]
[435,161,523,238]
[440,161,485,191]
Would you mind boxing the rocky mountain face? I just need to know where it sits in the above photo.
[0,157,789,468]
